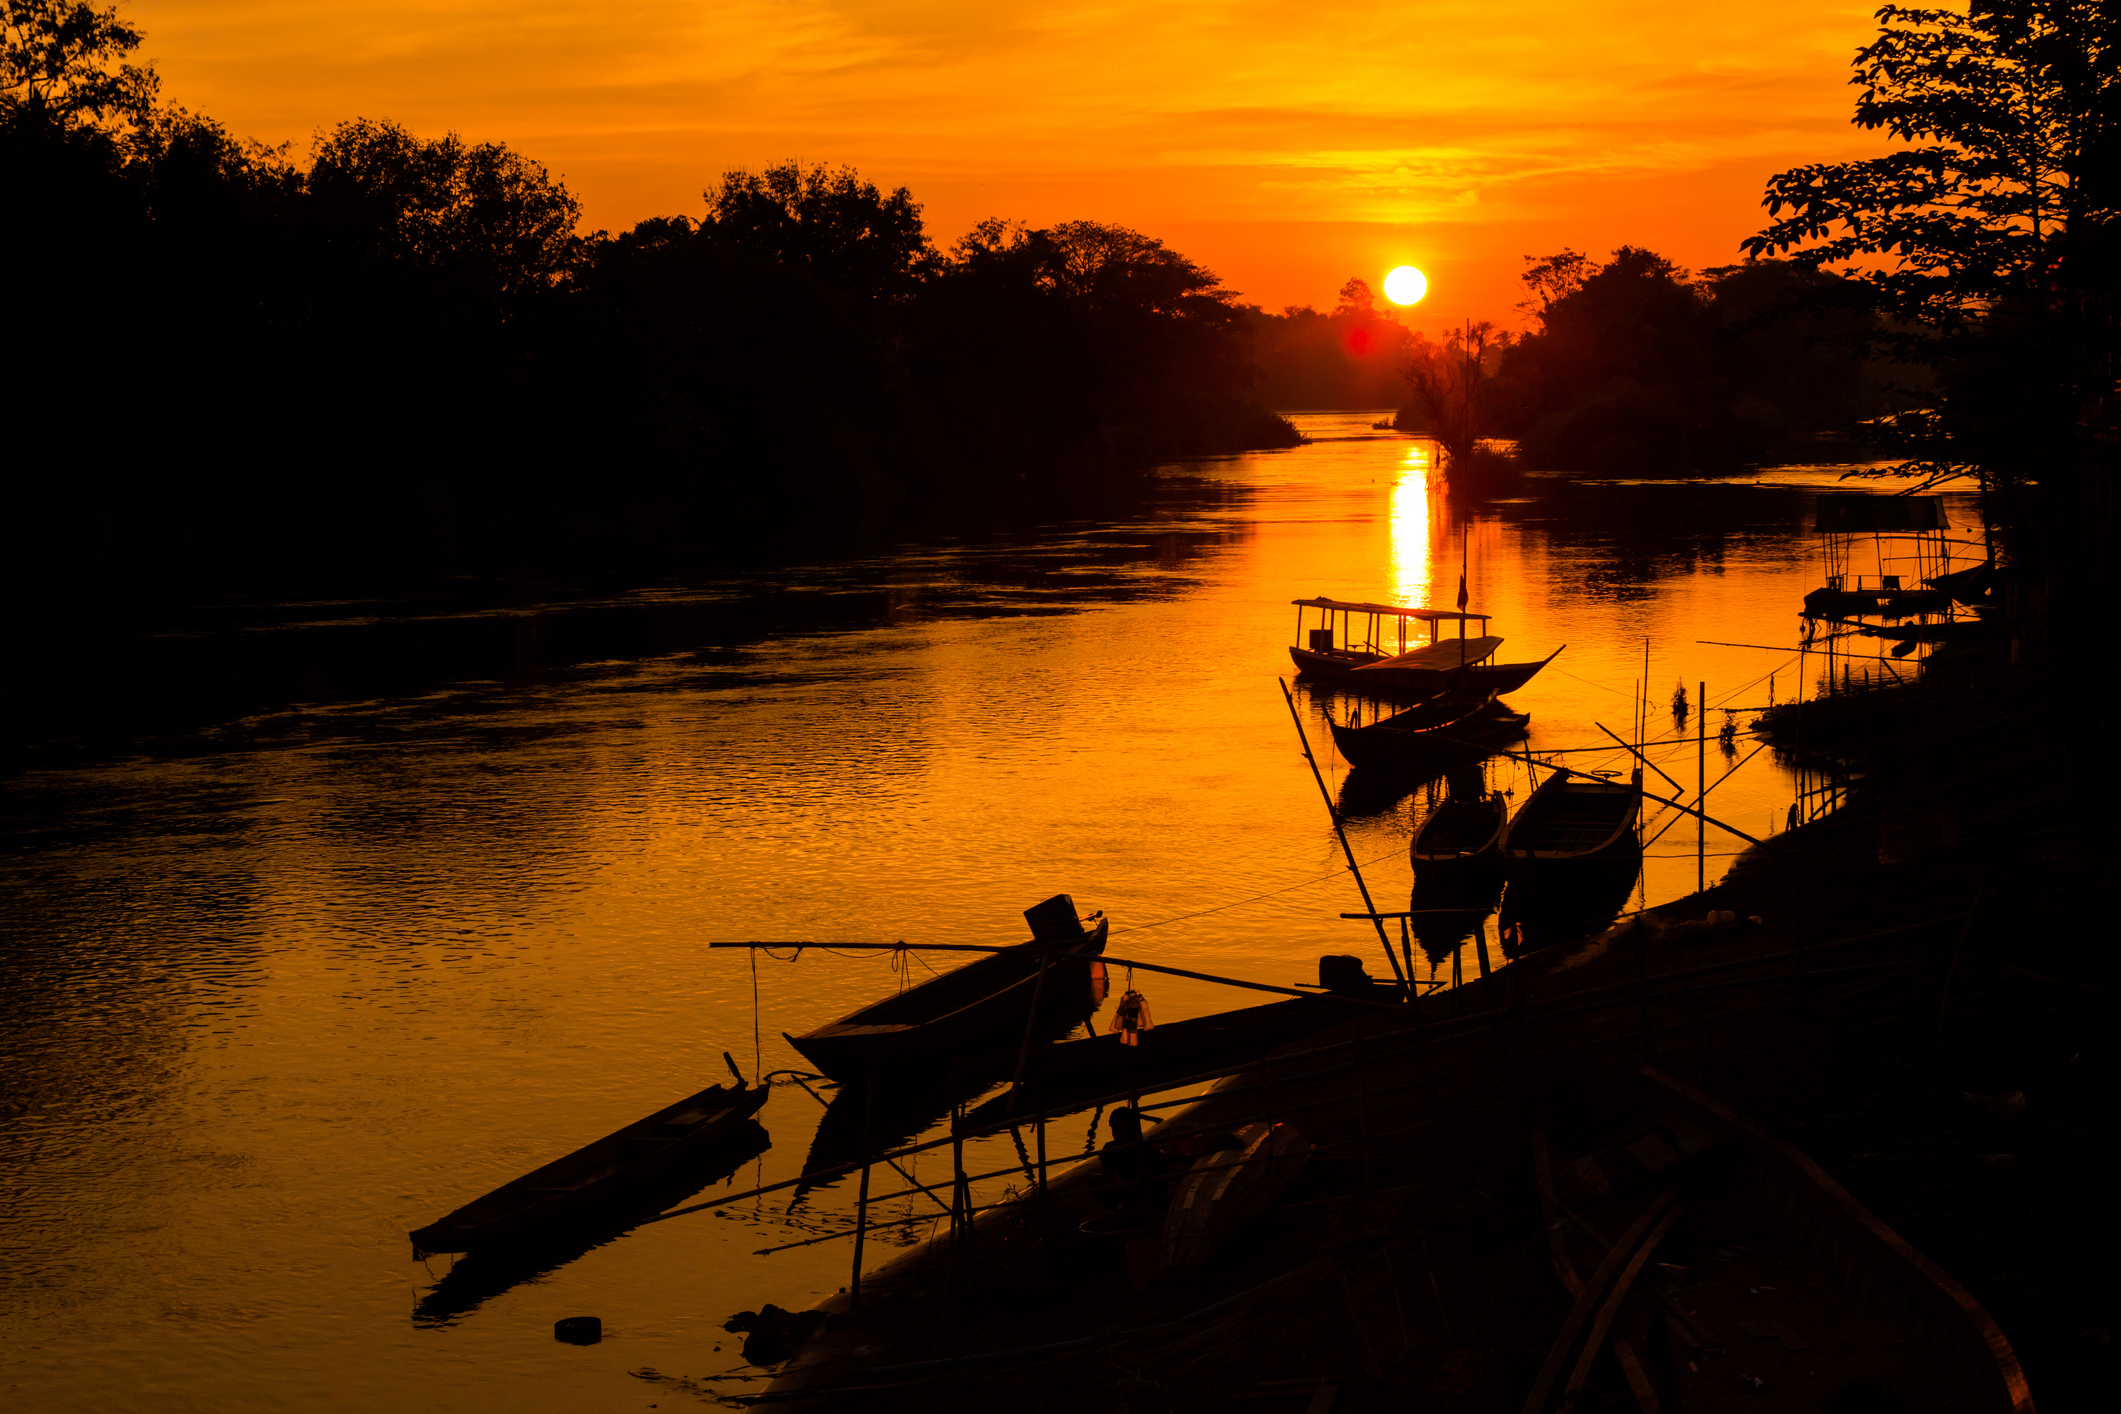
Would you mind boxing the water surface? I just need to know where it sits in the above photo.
[0,417,1976,1411]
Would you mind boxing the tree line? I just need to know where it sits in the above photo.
[3,2,1296,591]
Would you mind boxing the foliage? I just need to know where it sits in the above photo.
[0,0,156,127]
[1397,322,1513,472]
[1486,248,1900,475]
[1742,1,2121,491]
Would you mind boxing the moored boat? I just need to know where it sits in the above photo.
[410,1066,770,1252]
[1501,768,1642,874]
[1328,695,1529,772]
[1409,791,1509,882]
[1287,597,1492,682]
[784,898,1109,1085]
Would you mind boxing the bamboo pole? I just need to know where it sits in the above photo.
[1593,721,1685,795]
[710,941,1411,1012]
[1698,681,1708,894]
[1278,678,1411,991]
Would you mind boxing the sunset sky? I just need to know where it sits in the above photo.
[131,1,1893,327]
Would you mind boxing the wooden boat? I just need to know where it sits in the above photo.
[1287,597,1492,681]
[1287,597,1561,699]
[410,1069,770,1252]
[1354,640,1564,699]
[784,900,1110,1085]
[955,995,1351,1129]
[1160,1120,1314,1273]
[1527,1067,2032,1414]
[1501,768,1642,875]
[413,1120,772,1324]
[1409,791,1509,883]
[1328,695,1529,772]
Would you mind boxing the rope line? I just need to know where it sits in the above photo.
[1107,844,1409,937]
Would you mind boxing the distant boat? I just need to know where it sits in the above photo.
[1328,695,1530,772]
[1287,596,1561,697]
[1288,596,1492,682]
[410,1068,770,1252]
[784,898,1110,1085]
[1501,769,1642,875]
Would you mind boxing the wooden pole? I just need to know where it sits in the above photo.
[1004,950,1053,1116]
[1278,678,1412,992]
[1698,680,1707,894]
[850,1063,875,1304]
[1594,721,1684,795]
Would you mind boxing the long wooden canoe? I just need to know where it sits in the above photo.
[1409,791,1509,881]
[410,1077,770,1252]
[955,995,1351,1129]
[1329,696,1529,772]
[785,909,1110,1085]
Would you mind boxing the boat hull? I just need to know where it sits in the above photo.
[410,1082,770,1252]
[1329,699,1528,771]
[785,917,1110,1084]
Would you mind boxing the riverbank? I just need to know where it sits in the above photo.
[751,659,2113,1411]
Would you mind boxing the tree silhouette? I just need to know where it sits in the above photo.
[1744,1,2119,492]
[1,0,157,127]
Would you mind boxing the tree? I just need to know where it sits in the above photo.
[308,117,581,313]
[1516,249,1593,320]
[1743,2,2120,496]
[1,0,156,128]
[1401,322,1508,469]
[699,161,933,307]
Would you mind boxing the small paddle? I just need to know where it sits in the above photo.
[724,1050,748,1087]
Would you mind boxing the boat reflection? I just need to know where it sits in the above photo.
[1497,860,1642,954]
[411,1119,771,1328]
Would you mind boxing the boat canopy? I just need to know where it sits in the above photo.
[1353,635,1505,672]
[1291,597,1491,622]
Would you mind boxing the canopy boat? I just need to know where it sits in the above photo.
[1328,695,1530,772]
[410,1066,770,1252]
[784,897,1110,1085]
[1288,597,1490,681]
[1289,597,1561,697]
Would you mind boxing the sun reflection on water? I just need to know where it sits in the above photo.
[1388,440,1438,619]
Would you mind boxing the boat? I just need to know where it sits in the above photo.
[1288,597,1491,681]
[1159,1120,1314,1274]
[1408,791,1508,884]
[783,897,1110,1085]
[409,1062,771,1252]
[1527,1067,2032,1414]
[1288,596,1562,697]
[1328,694,1530,772]
[413,1120,772,1324]
[1501,768,1642,874]
[955,993,1353,1129]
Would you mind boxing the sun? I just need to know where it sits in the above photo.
[1384,265,1427,306]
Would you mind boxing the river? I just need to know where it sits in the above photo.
[0,416,1977,1411]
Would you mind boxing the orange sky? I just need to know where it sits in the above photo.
[132,1,1893,327]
